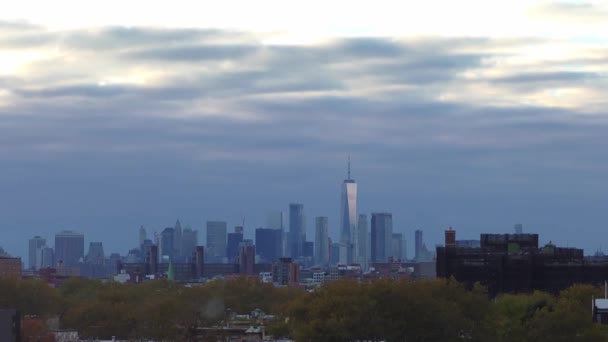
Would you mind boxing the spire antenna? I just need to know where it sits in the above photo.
[348,155,351,180]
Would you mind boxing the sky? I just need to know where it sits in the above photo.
[1,1,608,261]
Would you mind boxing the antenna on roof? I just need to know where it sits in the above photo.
[348,155,351,180]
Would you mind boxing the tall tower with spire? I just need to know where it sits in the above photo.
[339,156,357,264]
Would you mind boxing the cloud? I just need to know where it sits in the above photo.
[1,23,608,257]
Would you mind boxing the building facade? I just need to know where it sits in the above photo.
[54,231,84,269]
[289,203,305,259]
[206,221,227,263]
[371,213,392,263]
[314,217,329,266]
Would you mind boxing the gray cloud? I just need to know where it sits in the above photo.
[1,25,607,259]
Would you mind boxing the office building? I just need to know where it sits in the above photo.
[54,230,84,269]
[415,230,423,261]
[28,236,46,270]
[227,226,244,262]
[160,227,175,261]
[267,211,284,230]
[272,257,300,286]
[0,257,22,278]
[255,228,282,263]
[330,242,340,265]
[392,233,405,261]
[238,240,255,275]
[289,203,305,259]
[37,247,54,269]
[357,214,368,268]
[139,225,147,247]
[173,220,183,259]
[315,217,329,266]
[206,221,227,263]
[371,213,392,262]
[339,158,357,264]
[181,227,198,262]
[86,242,105,265]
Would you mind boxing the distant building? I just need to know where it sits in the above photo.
[37,247,54,269]
[371,213,392,262]
[357,214,368,268]
[330,241,340,265]
[0,257,22,278]
[160,227,175,261]
[273,257,300,286]
[289,204,305,259]
[255,228,281,263]
[86,242,105,265]
[139,225,147,247]
[415,230,423,261]
[339,159,357,264]
[227,227,244,263]
[238,240,255,275]
[392,233,405,261]
[514,223,523,234]
[181,227,198,262]
[28,236,46,270]
[206,221,227,263]
[54,231,84,269]
[314,217,329,266]
[173,220,183,259]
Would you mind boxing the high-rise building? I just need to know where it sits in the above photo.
[206,221,227,263]
[181,227,198,262]
[339,158,357,264]
[86,242,105,265]
[267,211,286,257]
[226,226,244,263]
[330,242,340,265]
[174,220,183,258]
[160,227,175,261]
[289,203,305,259]
[514,223,523,234]
[392,233,404,261]
[415,230,423,261]
[267,211,284,230]
[371,213,392,262]
[139,225,147,247]
[314,217,329,266]
[238,240,255,275]
[54,230,84,269]
[357,214,368,268]
[37,247,54,269]
[28,236,46,270]
[255,228,281,263]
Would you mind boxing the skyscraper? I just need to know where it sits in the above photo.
[340,158,357,264]
[289,203,305,259]
[54,230,84,269]
[160,227,175,261]
[255,228,282,263]
[86,242,105,265]
[28,236,46,270]
[206,221,227,263]
[238,240,255,275]
[227,226,244,262]
[392,233,404,261]
[173,220,183,259]
[181,227,198,262]
[415,230,423,261]
[357,214,368,268]
[139,225,147,247]
[371,213,392,262]
[315,216,329,266]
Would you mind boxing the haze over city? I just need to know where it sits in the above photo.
[1,1,608,260]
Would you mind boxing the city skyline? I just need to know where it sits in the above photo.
[1,2,608,260]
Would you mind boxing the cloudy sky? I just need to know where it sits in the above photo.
[1,1,607,260]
